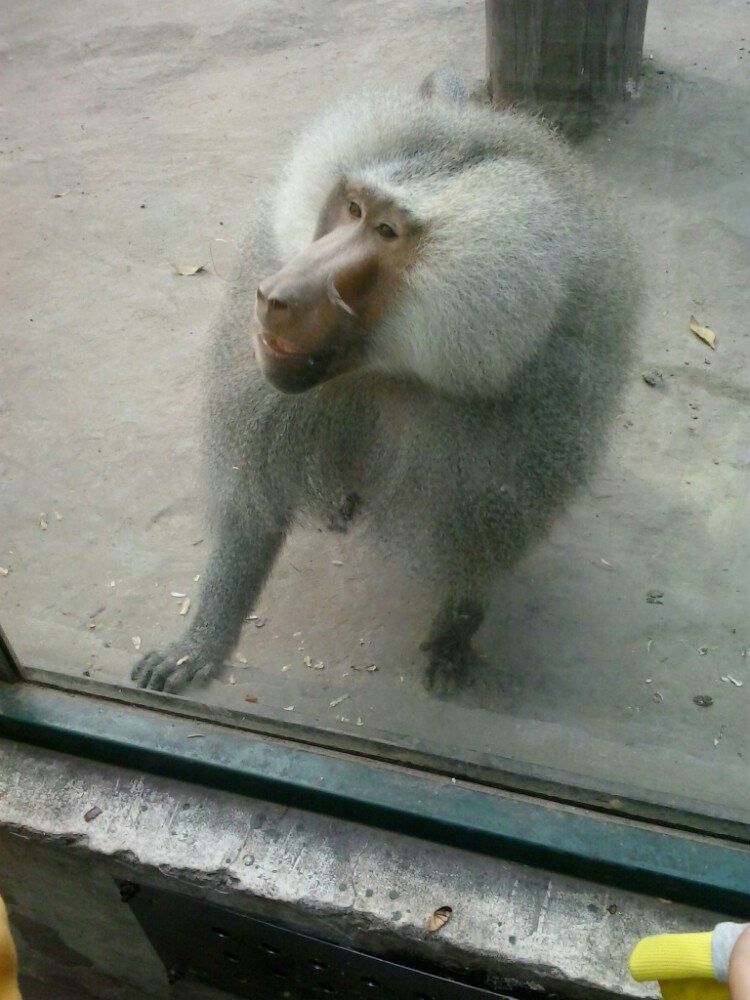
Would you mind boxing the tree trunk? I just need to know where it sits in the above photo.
[486,0,649,108]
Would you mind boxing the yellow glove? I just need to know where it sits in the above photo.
[0,894,21,1000]
[630,926,747,1000]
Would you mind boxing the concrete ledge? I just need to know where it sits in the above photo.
[0,738,729,998]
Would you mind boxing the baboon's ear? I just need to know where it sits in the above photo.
[419,67,469,105]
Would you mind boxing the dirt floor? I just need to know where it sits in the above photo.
[1,0,748,827]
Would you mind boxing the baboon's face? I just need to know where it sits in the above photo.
[254,186,418,392]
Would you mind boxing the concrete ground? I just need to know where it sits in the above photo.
[1,1,748,826]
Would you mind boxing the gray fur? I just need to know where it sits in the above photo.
[419,66,469,105]
[132,73,639,695]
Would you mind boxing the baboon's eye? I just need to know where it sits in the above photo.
[348,201,362,218]
[376,223,397,240]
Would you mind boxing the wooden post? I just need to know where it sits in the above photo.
[486,0,649,109]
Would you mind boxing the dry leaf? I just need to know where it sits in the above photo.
[194,574,200,582]
[366,663,378,672]
[281,664,290,672]
[689,314,716,350]
[329,693,350,708]
[0,567,9,577]
[356,717,364,726]
[87,621,97,630]
[132,636,141,650]
[176,655,189,666]
[283,705,295,711]
[186,733,204,739]
[83,806,102,823]
[171,591,187,598]
[332,559,343,566]
[303,655,313,667]
[171,263,206,276]
[39,514,48,530]
[427,906,452,933]
[228,675,236,685]
[244,694,258,703]
[179,597,191,616]
[237,655,248,665]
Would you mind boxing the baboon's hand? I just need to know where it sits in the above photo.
[421,640,481,697]
[131,639,221,693]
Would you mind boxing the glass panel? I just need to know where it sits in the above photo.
[1,0,748,833]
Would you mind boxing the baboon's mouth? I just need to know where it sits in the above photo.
[260,331,314,359]
[255,327,339,393]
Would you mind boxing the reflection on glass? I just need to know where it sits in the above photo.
[1,1,748,829]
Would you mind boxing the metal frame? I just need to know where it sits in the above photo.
[125,881,530,998]
[16,659,750,843]
[1,663,749,917]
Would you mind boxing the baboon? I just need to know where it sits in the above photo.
[133,69,638,696]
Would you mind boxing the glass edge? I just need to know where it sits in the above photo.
[11,659,750,845]
[0,624,23,683]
